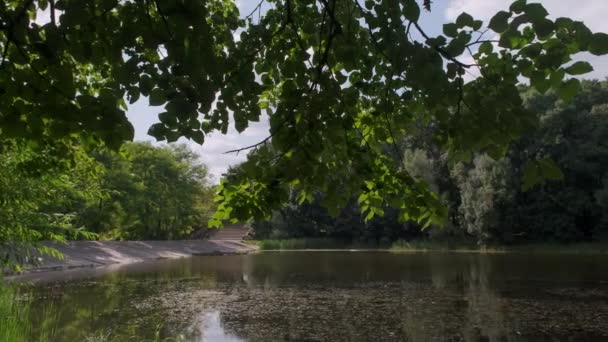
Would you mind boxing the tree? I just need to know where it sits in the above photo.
[0,139,215,269]
[247,80,608,245]
[83,142,215,240]
[1,0,607,228]
[0,139,101,268]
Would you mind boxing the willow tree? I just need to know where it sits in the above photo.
[1,0,607,228]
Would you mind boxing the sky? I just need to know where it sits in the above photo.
[126,0,608,182]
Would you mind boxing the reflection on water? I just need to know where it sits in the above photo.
[16,252,608,341]
[194,311,243,342]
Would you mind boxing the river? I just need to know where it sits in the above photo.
[16,251,608,341]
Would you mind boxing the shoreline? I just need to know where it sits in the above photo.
[249,239,608,254]
[5,239,258,280]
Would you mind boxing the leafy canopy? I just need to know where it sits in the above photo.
[0,0,607,227]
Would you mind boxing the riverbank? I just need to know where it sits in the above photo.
[7,239,258,276]
[249,238,608,254]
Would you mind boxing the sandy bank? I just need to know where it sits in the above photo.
[7,239,257,277]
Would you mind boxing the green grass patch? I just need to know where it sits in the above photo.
[390,240,608,254]
[0,283,31,342]
[253,238,608,253]
[254,238,386,250]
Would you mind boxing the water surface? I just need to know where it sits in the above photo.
[18,251,608,341]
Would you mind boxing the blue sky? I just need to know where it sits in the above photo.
[126,0,608,181]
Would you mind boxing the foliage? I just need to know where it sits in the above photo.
[450,155,514,244]
[249,81,608,245]
[1,0,606,227]
[0,140,101,268]
[0,141,214,269]
[85,142,215,240]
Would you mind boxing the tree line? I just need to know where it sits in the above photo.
[248,80,608,245]
[0,141,215,266]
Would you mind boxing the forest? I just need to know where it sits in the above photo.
[249,80,608,246]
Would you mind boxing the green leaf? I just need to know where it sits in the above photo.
[149,88,165,106]
[509,0,527,14]
[158,112,176,125]
[538,158,564,181]
[443,23,458,38]
[549,69,565,87]
[456,12,474,28]
[589,33,608,56]
[557,78,581,102]
[532,18,555,39]
[479,41,494,54]
[573,22,593,50]
[190,131,205,144]
[403,0,420,21]
[147,123,166,139]
[472,20,483,31]
[520,43,542,58]
[564,61,593,75]
[531,72,550,94]
[499,30,525,49]
[521,161,540,191]
[166,98,197,114]
[524,3,548,21]
[489,11,510,33]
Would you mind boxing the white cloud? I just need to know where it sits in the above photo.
[185,115,270,183]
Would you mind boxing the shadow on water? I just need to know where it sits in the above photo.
[14,251,608,341]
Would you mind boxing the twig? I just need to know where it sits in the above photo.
[318,0,342,34]
[153,0,173,39]
[224,135,272,154]
[284,0,315,70]
[412,22,478,68]
[50,0,56,26]
[245,0,265,21]
[0,39,11,68]
[466,46,483,76]
[315,0,341,77]
[465,40,498,48]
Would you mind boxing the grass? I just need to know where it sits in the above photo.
[0,282,32,342]
[249,238,608,254]
[251,238,387,250]
[390,240,608,254]
[0,282,184,342]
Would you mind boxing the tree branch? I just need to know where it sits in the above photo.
[0,39,11,69]
[153,0,173,39]
[223,135,272,155]
[413,22,478,68]
[12,40,75,102]
[465,40,498,48]
[50,0,56,26]
[245,0,265,21]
